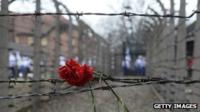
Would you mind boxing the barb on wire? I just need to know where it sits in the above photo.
[0,78,200,100]
[0,11,199,18]
[0,84,132,100]
[0,79,64,83]
[0,77,200,85]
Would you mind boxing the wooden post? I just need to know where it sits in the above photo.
[170,0,175,26]
[0,0,9,112]
[177,0,186,79]
[32,0,42,111]
[66,9,73,59]
[56,1,73,59]
[175,0,188,105]
[163,0,175,104]
[191,0,200,103]
[170,0,176,65]
[53,0,61,77]
[63,5,73,59]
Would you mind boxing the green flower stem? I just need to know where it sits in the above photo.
[93,71,110,79]
[103,80,130,112]
[117,100,121,112]
[89,82,97,112]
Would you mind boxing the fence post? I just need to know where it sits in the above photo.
[177,0,186,79]
[176,0,188,105]
[53,0,61,77]
[56,1,73,59]
[0,0,9,112]
[32,0,42,111]
[191,0,200,103]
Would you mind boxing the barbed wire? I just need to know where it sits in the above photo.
[0,84,133,100]
[1,77,200,85]
[157,80,200,97]
[0,78,200,100]
[0,10,199,18]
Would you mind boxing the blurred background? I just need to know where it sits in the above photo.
[0,0,199,112]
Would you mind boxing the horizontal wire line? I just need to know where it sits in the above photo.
[0,84,131,99]
[1,79,200,100]
[0,11,199,18]
[0,77,200,84]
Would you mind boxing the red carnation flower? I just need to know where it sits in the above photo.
[74,64,93,86]
[58,59,93,86]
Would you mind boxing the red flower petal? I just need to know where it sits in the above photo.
[75,64,94,86]
[66,59,80,68]
[58,66,69,79]
[58,59,94,86]
[83,64,93,77]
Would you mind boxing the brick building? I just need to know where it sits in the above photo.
[7,13,110,75]
[3,13,111,112]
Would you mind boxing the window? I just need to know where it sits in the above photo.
[185,40,194,79]
[186,41,194,57]
[28,36,33,46]
[41,38,48,46]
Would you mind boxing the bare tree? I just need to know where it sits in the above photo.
[156,0,166,15]
[148,7,162,24]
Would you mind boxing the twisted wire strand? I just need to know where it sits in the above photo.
[0,78,200,100]
[1,77,200,84]
[0,11,199,18]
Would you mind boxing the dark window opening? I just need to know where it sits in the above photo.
[185,40,194,80]
[186,41,194,57]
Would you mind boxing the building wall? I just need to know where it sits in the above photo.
[4,14,111,112]
[147,19,200,111]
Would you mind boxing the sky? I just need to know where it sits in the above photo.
[9,0,198,37]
